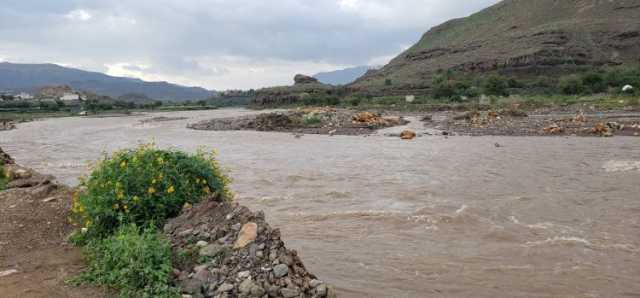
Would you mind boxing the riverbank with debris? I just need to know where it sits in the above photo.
[0,147,333,297]
[423,109,640,137]
[188,108,408,136]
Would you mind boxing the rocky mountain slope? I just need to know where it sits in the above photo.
[352,0,640,92]
[0,63,214,101]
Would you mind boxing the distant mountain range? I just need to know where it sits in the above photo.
[0,62,214,101]
[313,66,374,85]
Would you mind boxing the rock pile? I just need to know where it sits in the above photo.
[400,130,417,140]
[351,112,403,127]
[2,162,58,197]
[164,199,335,298]
[0,147,15,165]
[189,109,407,136]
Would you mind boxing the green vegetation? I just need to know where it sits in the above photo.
[70,144,232,297]
[71,224,179,298]
[71,144,232,241]
[0,167,8,191]
[483,75,510,97]
[302,112,322,125]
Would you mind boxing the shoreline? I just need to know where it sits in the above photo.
[0,148,333,298]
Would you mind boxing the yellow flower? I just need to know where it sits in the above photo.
[151,179,157,184]
[156,157,164,164]
[117,192,124,200]
[120,161,127,168]
[148,187,156,194]
[113,203,120,210]
[203,186,210,194]
[167,185,175,194]
[133,196,140,203]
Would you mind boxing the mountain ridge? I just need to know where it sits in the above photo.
[0,62,214,101]
[352,0,640,91]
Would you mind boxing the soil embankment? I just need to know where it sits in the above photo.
[0,149,106,298]
[188,108,407,136]
[424,109,640,137]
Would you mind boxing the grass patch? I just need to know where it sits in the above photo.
[0,167,8,191]
[70,224,179,298]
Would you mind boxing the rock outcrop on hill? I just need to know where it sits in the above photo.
[351,0,640,91]
[252,76,335,106]
[294,74,320,85]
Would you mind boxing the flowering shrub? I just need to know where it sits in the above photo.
[72,144,232,239]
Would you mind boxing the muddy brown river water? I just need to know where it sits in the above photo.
[1,109,639,297]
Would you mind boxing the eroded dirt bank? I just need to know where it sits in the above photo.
[0,148,106,298]
[188,108,408,136]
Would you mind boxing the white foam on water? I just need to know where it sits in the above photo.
[455,204,468,214]
[524,236,592,247]
[526,222,556,230]
[0,269,18,278]
[603,160,640,173]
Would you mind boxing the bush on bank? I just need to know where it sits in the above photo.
[70,144,232,297]
[71,143,232,240]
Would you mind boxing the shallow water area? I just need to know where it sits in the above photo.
[1,108,639,297]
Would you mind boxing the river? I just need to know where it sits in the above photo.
[1,109,639,297]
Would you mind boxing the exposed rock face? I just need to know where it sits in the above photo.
[252,75,335,106]
[294,74,319,85]
[352,0,640,91]
[164,199,335,298]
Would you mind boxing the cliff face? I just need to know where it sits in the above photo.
[352,0,640,91]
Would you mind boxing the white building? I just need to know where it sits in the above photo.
[60,92,81,101]
[16,92,34,100]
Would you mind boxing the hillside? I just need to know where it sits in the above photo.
[352,0,640,92]
[0,63,214,101]
[313,66,372,85]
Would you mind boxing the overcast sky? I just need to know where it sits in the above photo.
[0,0,499,90]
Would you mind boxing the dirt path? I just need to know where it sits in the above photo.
[0,170,106,298]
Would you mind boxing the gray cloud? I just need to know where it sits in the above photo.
[0,0,500,89]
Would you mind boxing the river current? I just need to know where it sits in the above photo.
[1,109,639,297]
